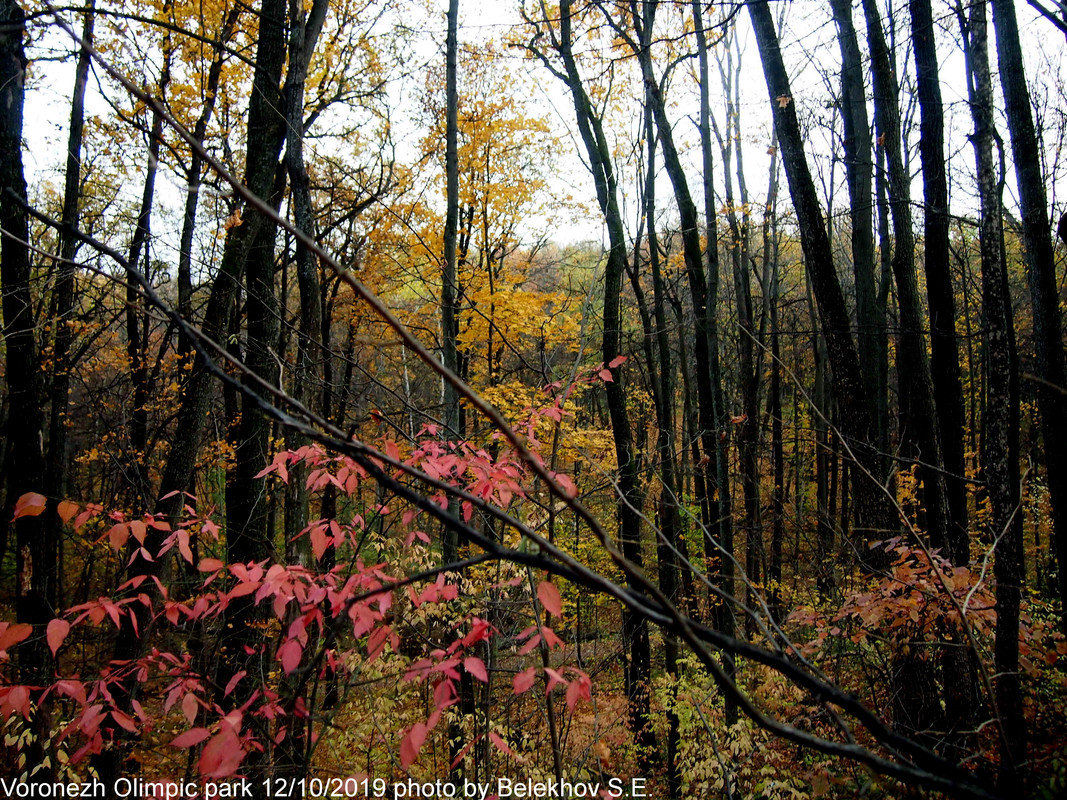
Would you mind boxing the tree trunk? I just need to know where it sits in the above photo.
[97,0,289,785]
[640,39,680,796]
[910,0,969,563]
[276,0,328,782]
[748,0,896,567]
[545,0,656,762]
[829,0,887,458]
[0,0,53,779]
[46,0,96,611]
[990,0,1067,633]
[177,4,243,330]
[691,2,736,707]
[711,26,762,638]
[860,0,951,560]
[442,0,461,565]
[968,1,1027,786]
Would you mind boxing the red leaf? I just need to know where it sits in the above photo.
[177,531,194,564]
[13,492,47,519]
[400,722,427,769]
[57,500,79,524]
[198,728,244,778]
[182,692,199,725]
[310,525,329,561]
[198,558,224,573]
[513,667,537,694]
[541,626,564,649]
[464,656,488,683]
[224,671,246,698]
[489,731,515,757]
[110,710,138,733]
[607,355,627,368]
[554,473,577,498]
[278,640,303,675]
[6,686,31,719]
[543,667,567,693]
[537,581,563,617]
[47,619,70,656]
[367,627,390,662]
[107,523,129,551]
[598,368,613,382]
[128,520,147,544]
[0,622,33,652]
[226,581,261,600]
[566,680,583,711]
[170,728,211,749]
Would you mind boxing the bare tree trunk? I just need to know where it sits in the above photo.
[711,26,762,637]
[990,0,1067,635]
[125,46,171,508]
[748,0,896,567]
[1,0,53,779]
[97,0,289,787]
[969,2,1028,787]
[910,0,969,562]
[177,4,243,330]
[640,53,680,799]
[533,0,656,762]
[276,0,328,782]
[860,0,950,560]
[442,0,461,566]
[46,0,95,610]
[829,0,887,459]
[691,2,736,719]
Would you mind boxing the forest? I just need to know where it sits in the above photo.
[1,0,1067,797]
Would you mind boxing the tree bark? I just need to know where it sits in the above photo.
[990,0,1067,633]
[530,0,656,762]
[442,0,461,565]
[0,0,53,778]
[748,0,896,566]
[46,0,96,611]
[969,1,1027,786]
[691,3,735,704]
[860,0,951,560]
[910,0,969,563]
[829,0,886,458]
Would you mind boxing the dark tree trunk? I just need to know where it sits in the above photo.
[97,0,289,786]
[829,0,887,458]
[442,0,461,565]
[861,0,961,742]
[46,0,95,610]
[639,31,680,795]
[860,0,950,560]
[748,0,896,566]
[222,0,288,686]
[0,0,53,779]
[276,0,328,783]
[710,26,762,638]
[280,0,328,561]
[125,53,170,508]
[177,4,243,330]
[543,0,656,762]
[765,146,785,621]
[970,1,1028,786]
[691,2,736,713]
[910,0,969,563]
[990,0,1067,633]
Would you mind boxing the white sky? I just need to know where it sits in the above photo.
[21,1,1067,255]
